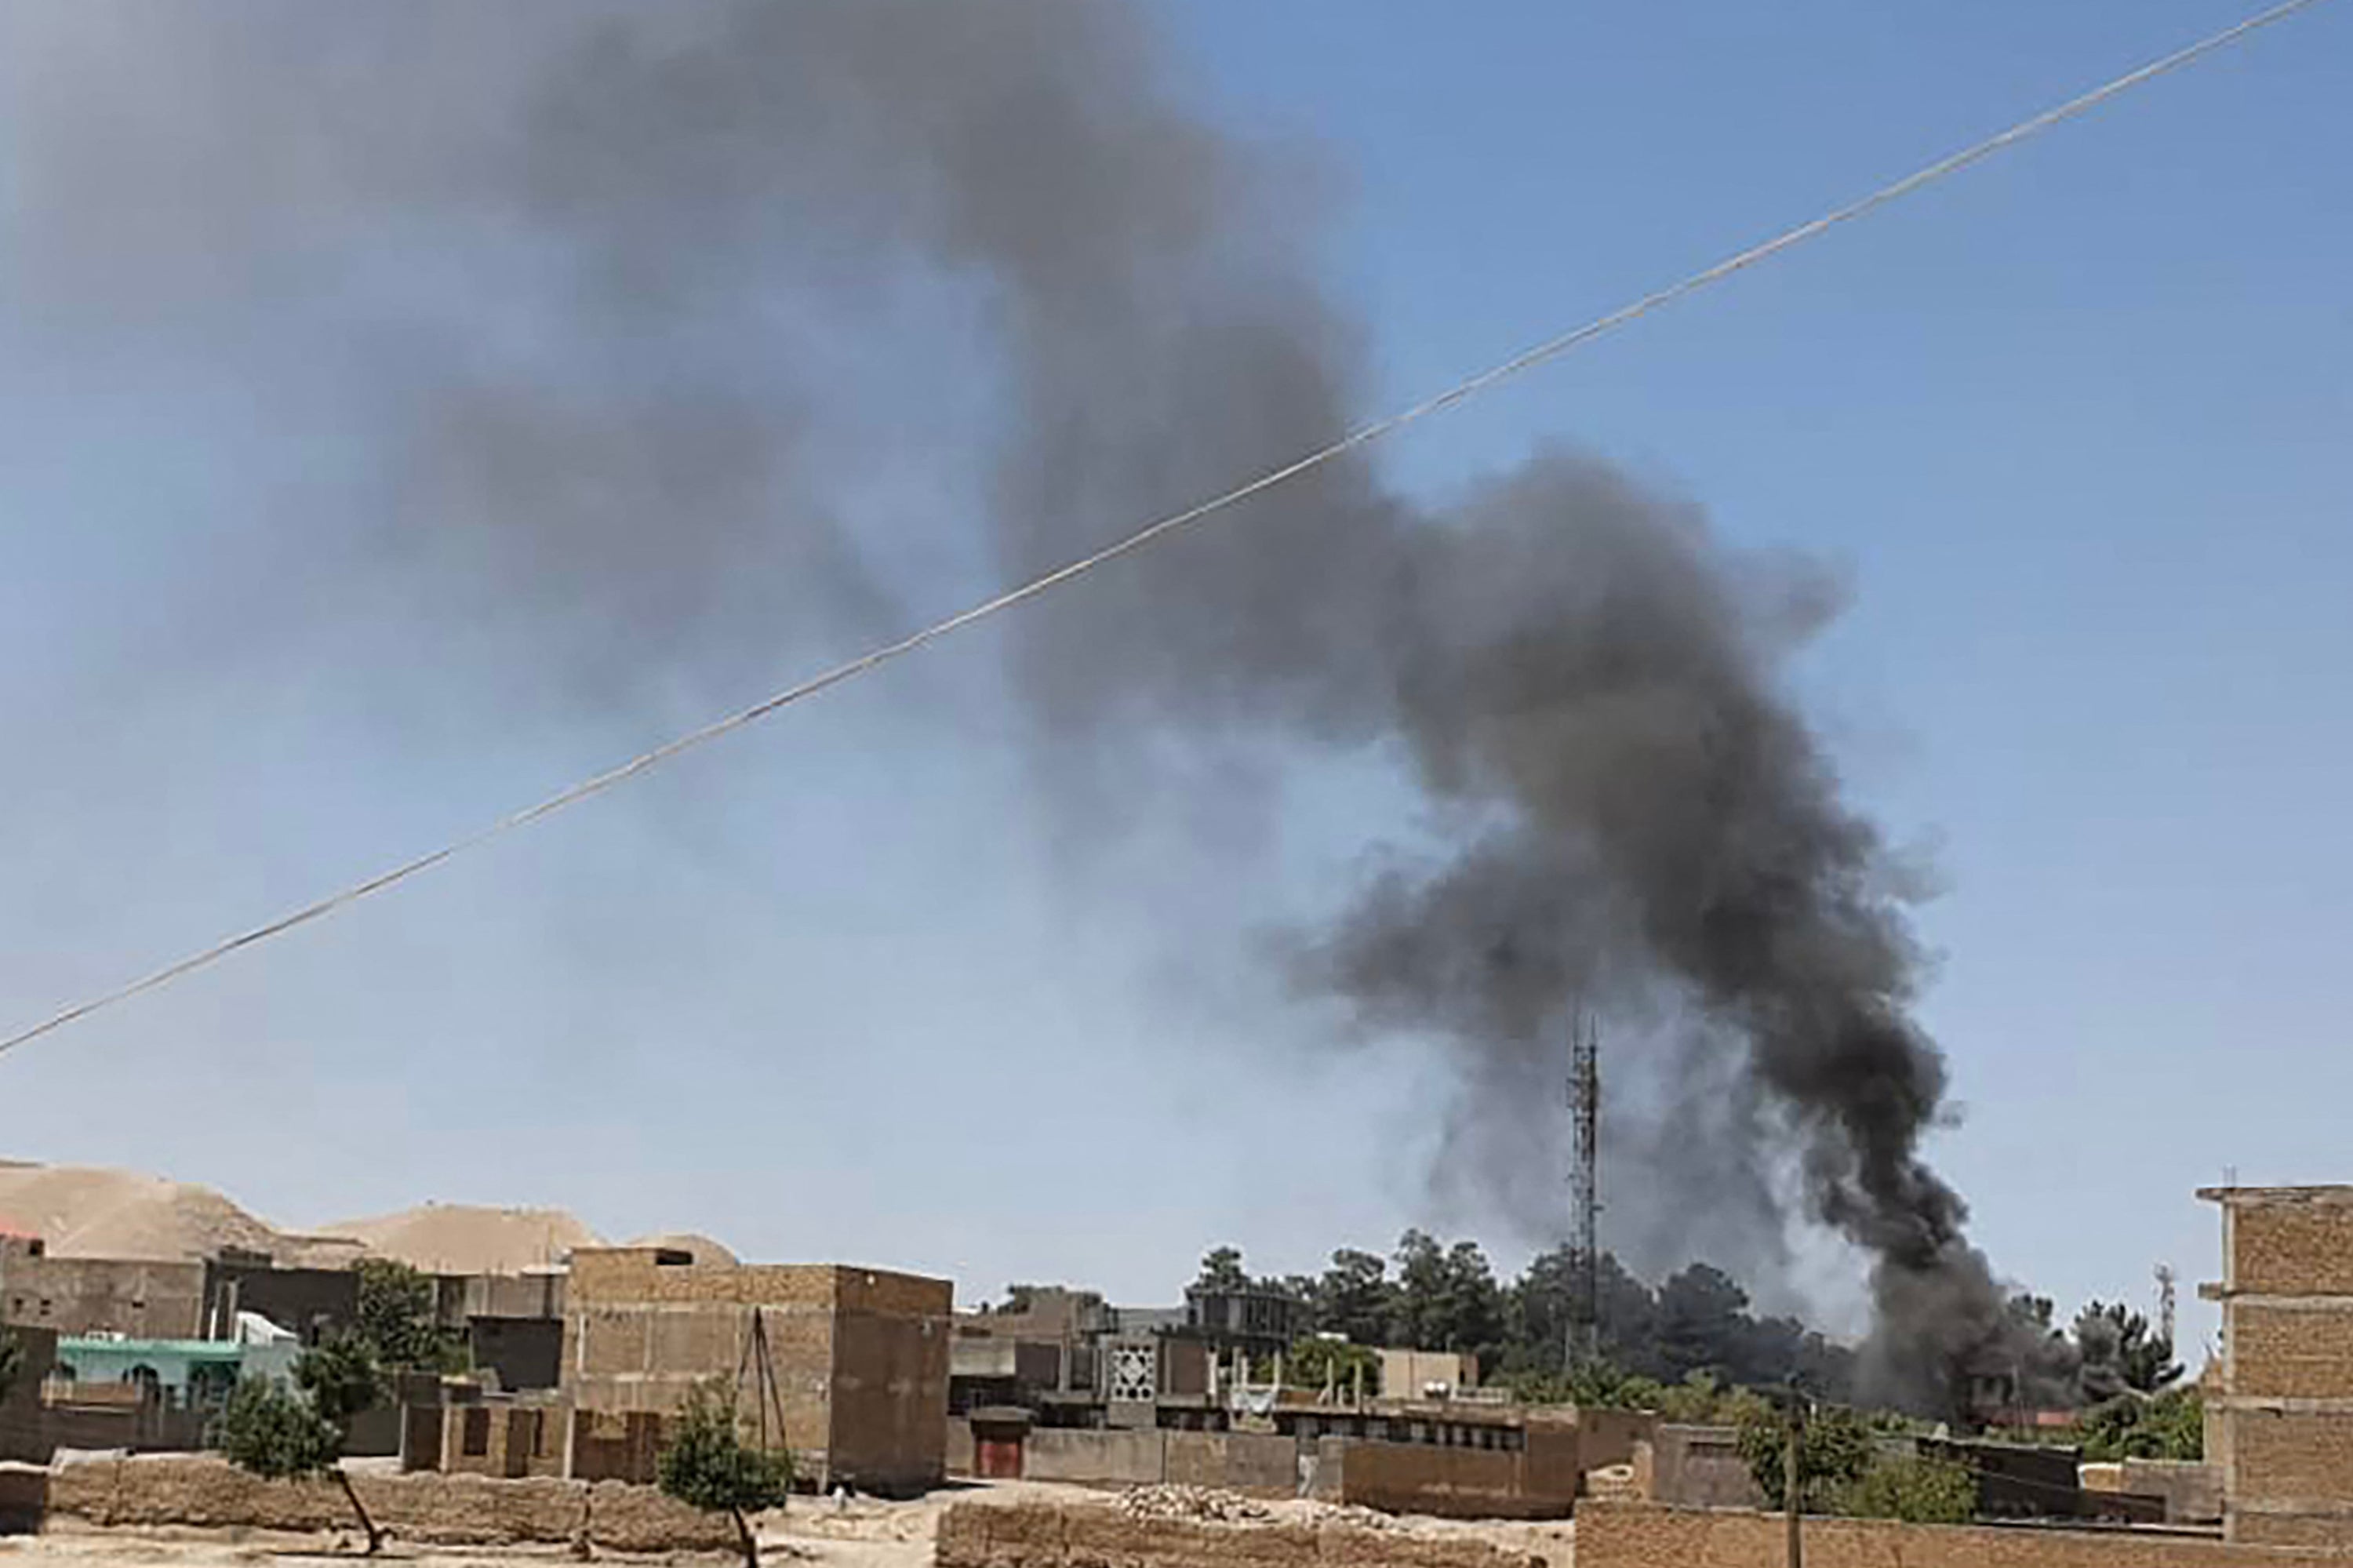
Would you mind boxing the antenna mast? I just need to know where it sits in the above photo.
[1566,1012,1601,1374]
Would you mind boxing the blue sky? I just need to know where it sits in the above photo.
[1,0,2345,1361]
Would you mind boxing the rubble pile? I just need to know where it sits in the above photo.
[1115,1486,1272,1525]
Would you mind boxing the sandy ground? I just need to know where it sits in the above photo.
[0,1482,1576,1568]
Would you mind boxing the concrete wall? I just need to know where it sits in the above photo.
[0,1463,44,1534]
[1339,1442,1553,1519]
[202,1262,358,1343]
[0,1257,205,1339]
[1574,1406,1653,1473]
[0,1326,54,1463]
[936,1496,1555,1568]
[1026,1427,1167,1487]
[461,1271,567,1321]
[2121,1459,2224,1525]
[1577,1501,2345,1567]
[1014,1428,1305,1498]
[1377,1348,1477,1397]
[41,1453,733,1552]
[1649,1424,1766,1509]
[830,1289,951,1492]
[1165,1431,1297,1494]
[471,1316,562,1392]
[946,1415,976,1476]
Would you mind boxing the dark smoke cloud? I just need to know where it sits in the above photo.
[3,0,2024,1406]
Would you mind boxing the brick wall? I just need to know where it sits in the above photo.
[569,1407,668,1484]
[1577,1501,2347,1567]
[561,1250,948,1493]
[2234,1510,2353,1550]
[2206,1187,2353,1547]
[2227,1199,2353,1296]
[438,1402,566,1480]
[2228,1305,2353,1400]
[2231,1412,2353,1506]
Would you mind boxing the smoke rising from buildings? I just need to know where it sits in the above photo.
[3,0,2027,1405]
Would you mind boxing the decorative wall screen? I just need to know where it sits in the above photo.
[1107,1342,1156,1403]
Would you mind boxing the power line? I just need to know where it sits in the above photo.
[0,0,2330,1061]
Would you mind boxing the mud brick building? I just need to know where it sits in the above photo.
[562,1246,951,1494]
[2201,1183,2353,1549]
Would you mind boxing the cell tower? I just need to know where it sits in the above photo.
[1566,1012,1602,1373]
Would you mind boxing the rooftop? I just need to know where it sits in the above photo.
[2196,1184,2353,1206]
[57,1337,250,1361]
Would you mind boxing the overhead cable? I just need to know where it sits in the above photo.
[0,0,2330,1060]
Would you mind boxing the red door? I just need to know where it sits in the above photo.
[976,1436,1024,1479]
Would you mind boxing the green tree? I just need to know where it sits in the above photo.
[2078,1388,2203,1461]
[1287,1335,1380,1398]
[1442,1240,1506,1363]
[1656,1264,1748,1384]
[1391,1231,1449,1351]
[1315,1249,1397,1346]
[658,1380,795,1568]
[1843,1454,1977,1523]
[1193,1247,1250,1295]
[352,1259,467,1373]
[219,1341,387,1555]
[2072,1301,2180,1396]
[1737,1402,1874,1514]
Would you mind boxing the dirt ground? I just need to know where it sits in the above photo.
[1,1481,1576,1568]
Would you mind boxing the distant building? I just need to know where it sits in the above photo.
[1377,1348,1478,1400]
[562,1245,951,1494]
[51,1312,301,1414]
[1184,1282,1304,1366]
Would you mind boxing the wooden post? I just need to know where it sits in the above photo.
[1783,1396,1804,1568]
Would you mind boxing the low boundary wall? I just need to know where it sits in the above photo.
[1576,1501,2346,1568]
[40,1455,733,1552]
[1021,1430,1299,1497]
[936,1497,1560,1568]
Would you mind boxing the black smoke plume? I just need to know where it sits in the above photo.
[2,0,2033,1409]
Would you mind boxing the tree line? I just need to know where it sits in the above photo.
[1193,1234,2184,1413]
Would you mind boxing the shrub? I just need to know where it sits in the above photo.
[1843,1454,1977,1524]
[658,1380,795,1568]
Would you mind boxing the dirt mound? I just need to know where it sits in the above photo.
[327,1203,600,1274]
[0,1163,288,1261]
[619,1231,738,1265]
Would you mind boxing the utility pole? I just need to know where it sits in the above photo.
[1783,1390,1806,1568]
[1566,1012,1601,1377]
